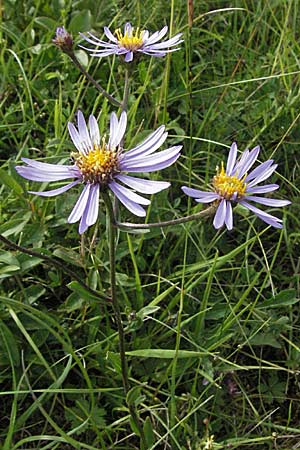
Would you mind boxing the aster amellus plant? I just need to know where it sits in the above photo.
[79,22,183,62]
[16,111,181,234]
[182,143,290,230]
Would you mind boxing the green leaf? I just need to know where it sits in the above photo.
[106,351,122,374]
[126,349,207,358]
[34,16,57,30]
[0,168,23,195]
[143,416,155,448]
[69,10,92,33]
[67,281,105,302]
[259,289,298,309]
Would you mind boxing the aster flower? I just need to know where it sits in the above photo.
[16,111,181,234]
[53,26,74,54]
[182,143,290,230]
[79,22,183,62]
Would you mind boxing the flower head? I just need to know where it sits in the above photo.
[182,142,290,230]
[16,111,181,234]
[79,22,183,62]
[53,26,74,54]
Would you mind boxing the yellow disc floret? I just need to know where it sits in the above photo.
[213,162,247,200]
[71,138,119,185]
[115,27,144,51]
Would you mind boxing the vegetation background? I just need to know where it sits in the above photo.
[0,0,299,449]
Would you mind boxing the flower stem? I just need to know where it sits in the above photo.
[102,192,146,448]
[122,68,130,112]
[68,51,122,108]
[114,206,215,230]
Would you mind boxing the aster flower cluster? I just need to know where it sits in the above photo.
[16,111,181,234]
[15,23,290,235]
[182,143,291,230]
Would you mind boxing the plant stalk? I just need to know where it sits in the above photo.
[68,51,122,108]
[102,192,146,448]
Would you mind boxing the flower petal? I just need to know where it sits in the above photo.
[226,142,238,176]
[68,122,87,154]
[124,51,133,62]
[77,110,92,151]
[68,184,91,224]
[116,174,170,194]
[144,26,168,45]
[109,180,150,205]
[254,213,283,228]
[246,184,279,194]
[182,186,219,201]
[238,146,260,178]
[123,125,167,159]
[88,115,100,147]
[120,145,181,171]
[16,166,76,182]
[245,160,274,182]
[245,195,291,207]
[29,180,80,197]
[213,199,227,229]
[103,26,118,43]
[225,201,233,230]
[85,183,100,226]
[239,199,282,220]
[109,183,146,217]
[20,158,76,172]
[247,164,278,187]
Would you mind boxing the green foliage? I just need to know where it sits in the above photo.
[0,0,299,449]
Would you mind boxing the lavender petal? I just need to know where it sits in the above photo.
[88,115,100,147]
[247,164,278,187]
[245,160,274,182]
[213,199,227,229]
[29,180,80,197]
[254,212,283,229]
[120,146,181,171]
[109,183,146,217]
[182,187,220,203]
[123,126,166,159]
[124,51,133,62]
[77,110,92,151]
[68,184,91,223]
[85,184,100,226]
[246,184,279,194]
[245,195,291,207]
[109,181,150,205]
[144,26,168,45]
[238,146,260,178]
[226,142,238,176]
[16,166,76,182]
[225,201,233,230]
[68,121,88,155]
[103,27,118,43]
[116,174,170,194]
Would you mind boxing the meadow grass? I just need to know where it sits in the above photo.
[0,0,299,449]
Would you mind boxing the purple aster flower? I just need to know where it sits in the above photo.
[79,22,183,62]
[53,26,74,54]
[182,142,291,230]
[16,111,181,234]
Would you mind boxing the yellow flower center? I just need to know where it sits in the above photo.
[71,139,119,185]
[213,162,247,200]
[115,27,144,51]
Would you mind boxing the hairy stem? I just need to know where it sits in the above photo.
[102,193,146,447]
[114,206,215,230]
[68,51,122,108]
